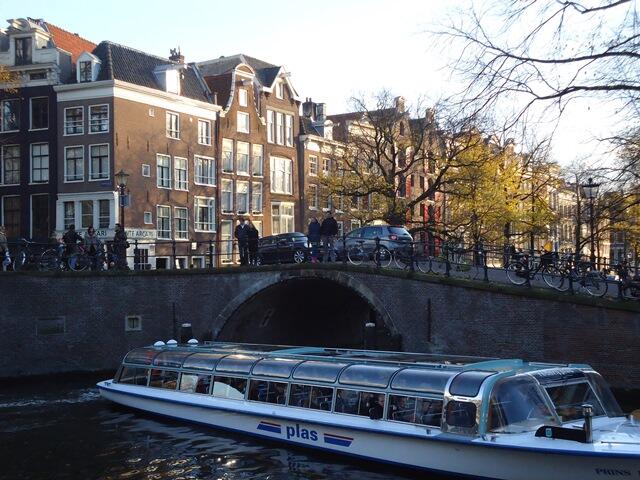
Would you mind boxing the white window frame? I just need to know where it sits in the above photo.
[252,181,263,214]
[142,164,151,177]
[236,180,249,214]
[221,179,233,214]
[30,142,49,184]
[237,111,250,134]
[236,141,250,176]
[309,184,318,209]
[0,98,20,133]
[157,154,171,189]
[252,144,263,176]
[174,156,188,191]
[322,157,330,175]
[89,104,109,134]
[222,138,234,173]
[166,111,180,139]
[194,196,216,232]
[276,81,285,99]
[157,205,172,240]
[276,112,284,145]
[29,96,49,131]
[309,155,318,176]
[194,155,215,186]
[220,219,234,264]
[88,143,110,181]
[285,114,293,146]
[267,110,274,143]
[271,201,294,235]
[63,106,84,136]
[64,145,84,183]
[144,211,153,225]
[270,156,293,195]
[174,206,188,240]
[197,119,212,145]
[238,88,248,107]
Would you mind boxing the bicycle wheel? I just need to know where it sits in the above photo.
[347,246,365,265]
[38,248,60,272]
[375,246,393,268]
[430,256,447,274]
[394,246,412,269]
[415,252,430,273]
[505,261,528,286]
[12,249,28,271]
[541,264,564,290]
[68,253,90,272]
[581,271,608,297]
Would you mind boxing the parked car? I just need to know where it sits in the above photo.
[257,233,310,265]
[335,225,413,259]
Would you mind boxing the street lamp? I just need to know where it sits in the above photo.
[115,169,129,229]
[581,177,600,266]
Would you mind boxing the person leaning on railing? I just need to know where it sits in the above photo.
[62,225,84,256]
[113,223,129,270]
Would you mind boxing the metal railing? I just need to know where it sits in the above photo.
[2,236,638,301]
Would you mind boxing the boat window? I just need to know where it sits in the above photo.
[387,395,442,427]
[545,382,605,422]
[335,389,385,418]
[179,373,212,394]
[153,351,192,368]
[488,377,557,433]
[449,371,496,397]
[149,369,178,390]
[118,367,149,386]
[215,355,262,375]
[338,364,398,388]
[292,361,349,383]
[181,353,226,371]
[445,400,476,428]
[584,372,624,418]
[248,380,288,404]
[252,358,302,378]
[212,376,247,400]
[391,369,455,394]
[288,384,333,411]
[124,348,159,365]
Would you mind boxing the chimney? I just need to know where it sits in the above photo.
[315,103,326,122]
[169,47,184,64]
[302,97,315,120]
[394,96,405,113]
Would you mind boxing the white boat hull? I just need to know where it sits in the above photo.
[98,381,640,480]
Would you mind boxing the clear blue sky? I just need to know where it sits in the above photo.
[4,0,616,166]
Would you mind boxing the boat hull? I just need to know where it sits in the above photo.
[98,381,639,480]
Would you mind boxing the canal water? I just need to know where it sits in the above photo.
[0,373,441,480]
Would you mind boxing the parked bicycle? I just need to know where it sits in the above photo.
[12,238,48,271]
[347,238,392,267]
[505,251,562,289]
[553,254,608,297]
[614,262,640,300]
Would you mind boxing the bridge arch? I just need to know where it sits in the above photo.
[212,269,400,349]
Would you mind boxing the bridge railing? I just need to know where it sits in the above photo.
[2,236,637,301]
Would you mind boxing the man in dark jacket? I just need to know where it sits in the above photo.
[247,221,260,265]
[234,218,250,266]
[320,211,338,262]
[63,225,83,256]
[113,223,129,269]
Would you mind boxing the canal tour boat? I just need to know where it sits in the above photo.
[98,342,640,479]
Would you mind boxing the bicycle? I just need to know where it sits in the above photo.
[394,242,430,273]
[505,251,562,288]
[347,239,392,268]
[12,238,47,271]
[554,254,608,297]
[615,263,640,300]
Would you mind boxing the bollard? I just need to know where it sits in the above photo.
[582,404,593,443]
[180,323,193,344]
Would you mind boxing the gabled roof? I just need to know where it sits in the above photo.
[91,41,211,103]
[41,21,96,64]
[197,53,285,88]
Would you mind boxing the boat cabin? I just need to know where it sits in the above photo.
[113,342,624,435]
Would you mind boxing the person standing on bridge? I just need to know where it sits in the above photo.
[235,218,250,266]
[247,220,260,266]
[320,211,338,263]
[307,217,321,263]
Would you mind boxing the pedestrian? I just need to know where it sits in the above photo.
[307,216,321,263]
[320,211,338,262]
[234,217,250,266]
[85,226,103,270]
[62,224,83,256]
[0,225,9,272]
[247,220,260,265]
[113,223,129,270]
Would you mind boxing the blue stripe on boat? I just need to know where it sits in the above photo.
[257,421,282,434]
[324,433,353,447]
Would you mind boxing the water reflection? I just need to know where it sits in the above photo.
[0,374,429,480]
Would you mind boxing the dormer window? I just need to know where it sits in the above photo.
[79,61,92,82]
[276,81,285,99]
[15,37,32,65]
[165,69,180,95]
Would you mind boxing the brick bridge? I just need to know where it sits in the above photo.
[1,265,638,389]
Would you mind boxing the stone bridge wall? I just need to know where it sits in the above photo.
[0,265,638,389]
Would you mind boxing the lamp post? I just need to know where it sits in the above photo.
[581,177,600,267]
[115,169,129,229]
